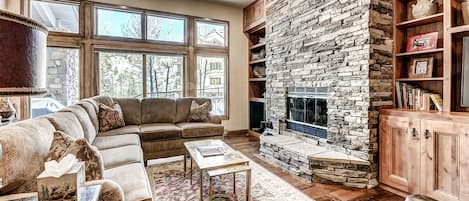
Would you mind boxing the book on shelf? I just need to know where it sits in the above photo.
[197,145,225,157]
[396,82,442,111]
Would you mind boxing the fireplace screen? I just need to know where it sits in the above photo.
[287,87,327,138]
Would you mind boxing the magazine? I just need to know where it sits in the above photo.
[197,145,225,157]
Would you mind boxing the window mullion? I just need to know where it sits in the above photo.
[143,54,147,98]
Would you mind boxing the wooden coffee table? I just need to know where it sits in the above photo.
[184,139,251,201]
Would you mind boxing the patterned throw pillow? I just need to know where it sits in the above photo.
[98,103,125,132]
[48,131,104,181]
[187,101,210,122]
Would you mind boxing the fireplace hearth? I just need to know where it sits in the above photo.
[287,87,327,138]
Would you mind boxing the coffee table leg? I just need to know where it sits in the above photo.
[246,169,251,201]
[233,173,236,195]
[190,159,193,185]
[200,170,203,201]
[184,153,187,177]
[209,176,213,201]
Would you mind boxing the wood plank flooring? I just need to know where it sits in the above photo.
[222,135,404,201]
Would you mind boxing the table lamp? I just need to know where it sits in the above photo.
[0,10,48,121]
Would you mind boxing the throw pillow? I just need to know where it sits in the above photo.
[98,103,125,132]
[187,101,210,122]
[86,180,124,201]
[48,131,104,181]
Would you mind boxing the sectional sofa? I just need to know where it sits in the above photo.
[0,95,224,201]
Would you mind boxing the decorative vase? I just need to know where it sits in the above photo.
[0,98,16,121]
[253,66,266,78]
[462,0,469,24]
[412,0,437,19]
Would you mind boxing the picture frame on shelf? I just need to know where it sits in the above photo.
[408,57,434,78]
[406,32,438,52]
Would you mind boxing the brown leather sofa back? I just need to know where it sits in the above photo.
[141,98,176,124]
[113,98,142,125]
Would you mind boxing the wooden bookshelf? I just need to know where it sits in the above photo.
[395,48,444,57]
[245,0,266,133]
[396,13,444,28]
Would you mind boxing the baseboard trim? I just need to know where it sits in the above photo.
[225,129,249,136]
[248,130,261,139]
[378,184,408,198]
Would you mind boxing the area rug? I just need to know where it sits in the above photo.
[146,155,314,201]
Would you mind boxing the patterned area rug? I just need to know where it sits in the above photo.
[147,156,313,201]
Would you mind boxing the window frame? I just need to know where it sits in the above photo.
[194,19,229,49]
[195,54,229,117]
[145,12,188,45]
[94,6,145,41]
[31,0,82,37]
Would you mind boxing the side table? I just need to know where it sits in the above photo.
[0,185,101,201]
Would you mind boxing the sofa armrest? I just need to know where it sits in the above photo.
[209,115,222,124]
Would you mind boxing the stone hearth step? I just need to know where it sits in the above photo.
[259,135,376,189]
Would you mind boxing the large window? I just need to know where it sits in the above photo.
[31,0,79,33]
[147,54,184,98]
[196,20,227,47]
[96,8,142,39]
[147,15,185,43]
[197,56,226,115]
[31,47,79,118]
[98,52,143,98]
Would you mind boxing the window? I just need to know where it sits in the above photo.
[196,20,227,47]
[98,52,143,98]
[31,0,79,33]
[147,15,185,43]
[31,47,79,118]
[96,8,142,39]
[147,54,184,98]
[196,56,226,115]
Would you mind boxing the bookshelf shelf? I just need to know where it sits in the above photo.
[249,58,267,65]
[396,77,444,81]
[250,42,266,50]
[396,13,443,28]
[249,77,267,81]
[396,48,444,57]
[449,25,469,34]
[249,98,265,103]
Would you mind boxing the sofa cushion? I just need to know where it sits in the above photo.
[100,145,143,169]
[59,105,97,143]
[141,98,176,123]
[93,134,141,150]
[139,123,182,141]
[45,112,85,139]
[104,163,153,201]
[91,95,114,107]
[177,122,224,138]
[98,103,125,132]
[0,119,55,194]
[113,98,141,125]
[98,125,140,137]
[76,100,99,134]
[175,97,212,123]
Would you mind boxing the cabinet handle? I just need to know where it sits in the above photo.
[412,128,417,137]
[424,129,430,139]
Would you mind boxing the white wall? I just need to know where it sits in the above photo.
[0,0,6,10]
[93,0,249,131]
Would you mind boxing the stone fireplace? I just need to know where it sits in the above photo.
[259,0,393,188]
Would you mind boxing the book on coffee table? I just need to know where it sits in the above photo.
[197,145,225,157]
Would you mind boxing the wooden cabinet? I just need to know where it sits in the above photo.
[243,0,265,31]
[379,110,469,201]
[379,115,420,193]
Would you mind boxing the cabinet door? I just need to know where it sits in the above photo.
[379,115,420,193]
[420,120,467,201]
[244,0,265,30]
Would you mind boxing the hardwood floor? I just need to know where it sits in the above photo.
[222,135,404,201]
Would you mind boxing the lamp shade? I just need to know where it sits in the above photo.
[0,10,48,96]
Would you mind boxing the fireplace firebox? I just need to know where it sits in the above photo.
[287,87,327,138]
